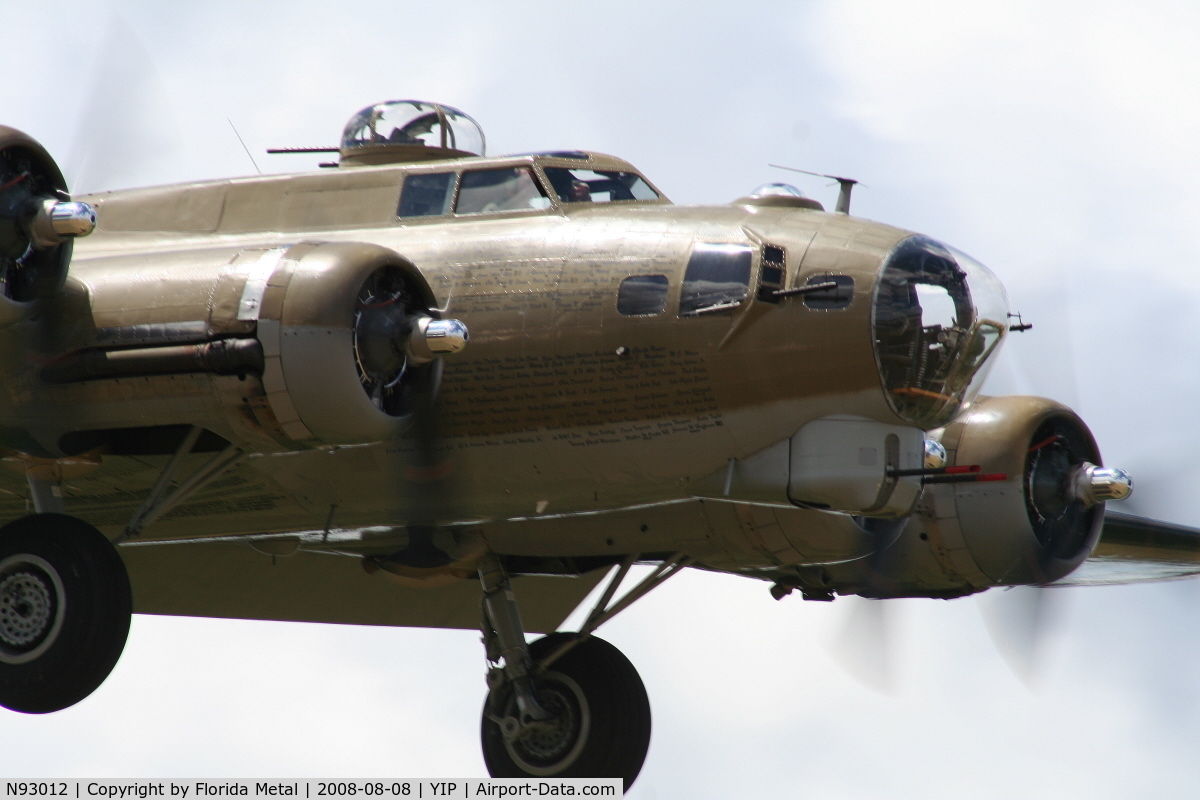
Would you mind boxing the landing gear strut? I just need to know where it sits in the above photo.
[0,514,132,713]
[478,552,689,790]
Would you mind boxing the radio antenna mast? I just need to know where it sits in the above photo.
[769,164,859,214]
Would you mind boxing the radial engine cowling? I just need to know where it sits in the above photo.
[0,126,95,325]
[254,242,467,445]
[915,395,1131,588]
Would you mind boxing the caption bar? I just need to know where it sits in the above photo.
[3,783,621,799]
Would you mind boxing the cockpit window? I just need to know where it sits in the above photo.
[679,243,752,316]
[618,275,669,316]
[455,167,551,214]
[398,172,456,217]
[543,167,658,204]
[872,236,1008,429]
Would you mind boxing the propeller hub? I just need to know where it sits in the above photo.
[1071,462,1133,506]
[350,265,468,418]
[406,315,469,363]
[28,199,96,249]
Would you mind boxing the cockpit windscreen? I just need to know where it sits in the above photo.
[543,167,658,204]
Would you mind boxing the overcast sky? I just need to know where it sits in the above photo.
[3,1,1200,797]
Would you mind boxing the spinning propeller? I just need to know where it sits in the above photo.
[831,364,1134,691]
[349,266,473,576]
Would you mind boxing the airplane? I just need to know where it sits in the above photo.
[0,99,1196,790]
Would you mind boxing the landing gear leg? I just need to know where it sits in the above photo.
[479,553,687,790]
[478,553,549,727]
[25,469,65,515]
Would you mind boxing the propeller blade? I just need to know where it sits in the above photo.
[828,517,910,693]
[830,596,896,694]
[390,365,457,568]
[65,12,175,195]
[977,584,1060,687]
[347,265,471,579]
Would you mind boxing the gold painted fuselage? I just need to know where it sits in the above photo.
[0,152,915,573]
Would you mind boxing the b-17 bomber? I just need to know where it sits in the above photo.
[0,100,1193,789]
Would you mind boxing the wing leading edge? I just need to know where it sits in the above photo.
[1054,510,1200,586]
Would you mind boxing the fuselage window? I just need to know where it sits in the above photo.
[456,167,551,214]
[398,172,456,217]
[543,167,658,204]
[679,243,752,316]
[617,275,669,316]
[758,244,786,302]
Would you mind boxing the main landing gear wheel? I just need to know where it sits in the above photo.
[0,513,132,713]
[481,633,651,790]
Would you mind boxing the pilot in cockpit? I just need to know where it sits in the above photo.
[569,179,592,202]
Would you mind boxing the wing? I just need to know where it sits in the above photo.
[120,540,607,633]
[1053,510,1200,586]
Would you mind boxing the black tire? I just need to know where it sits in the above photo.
[0,513,132,713]
[481,633,651,791]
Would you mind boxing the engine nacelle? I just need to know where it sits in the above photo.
[0,126,95,326]
[254,241,466,445]
[896,395,1132,594]
[790,395,1132,599]
[929,395,1119,585]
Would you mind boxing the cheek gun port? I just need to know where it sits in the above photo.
[886,464,1008,484]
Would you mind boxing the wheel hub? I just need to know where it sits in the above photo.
[502,672,591,775]
[0,553,65,663]
[513,686,579,762]
[0,569,54,647]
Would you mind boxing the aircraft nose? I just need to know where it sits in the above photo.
[871,236,1009,429]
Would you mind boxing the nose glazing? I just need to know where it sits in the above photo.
[871,236,1009,429]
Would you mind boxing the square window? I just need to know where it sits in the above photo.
[680,243,752,315]
[618,275,669,316]
[398,172,455,217]
[456,167,550,214]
